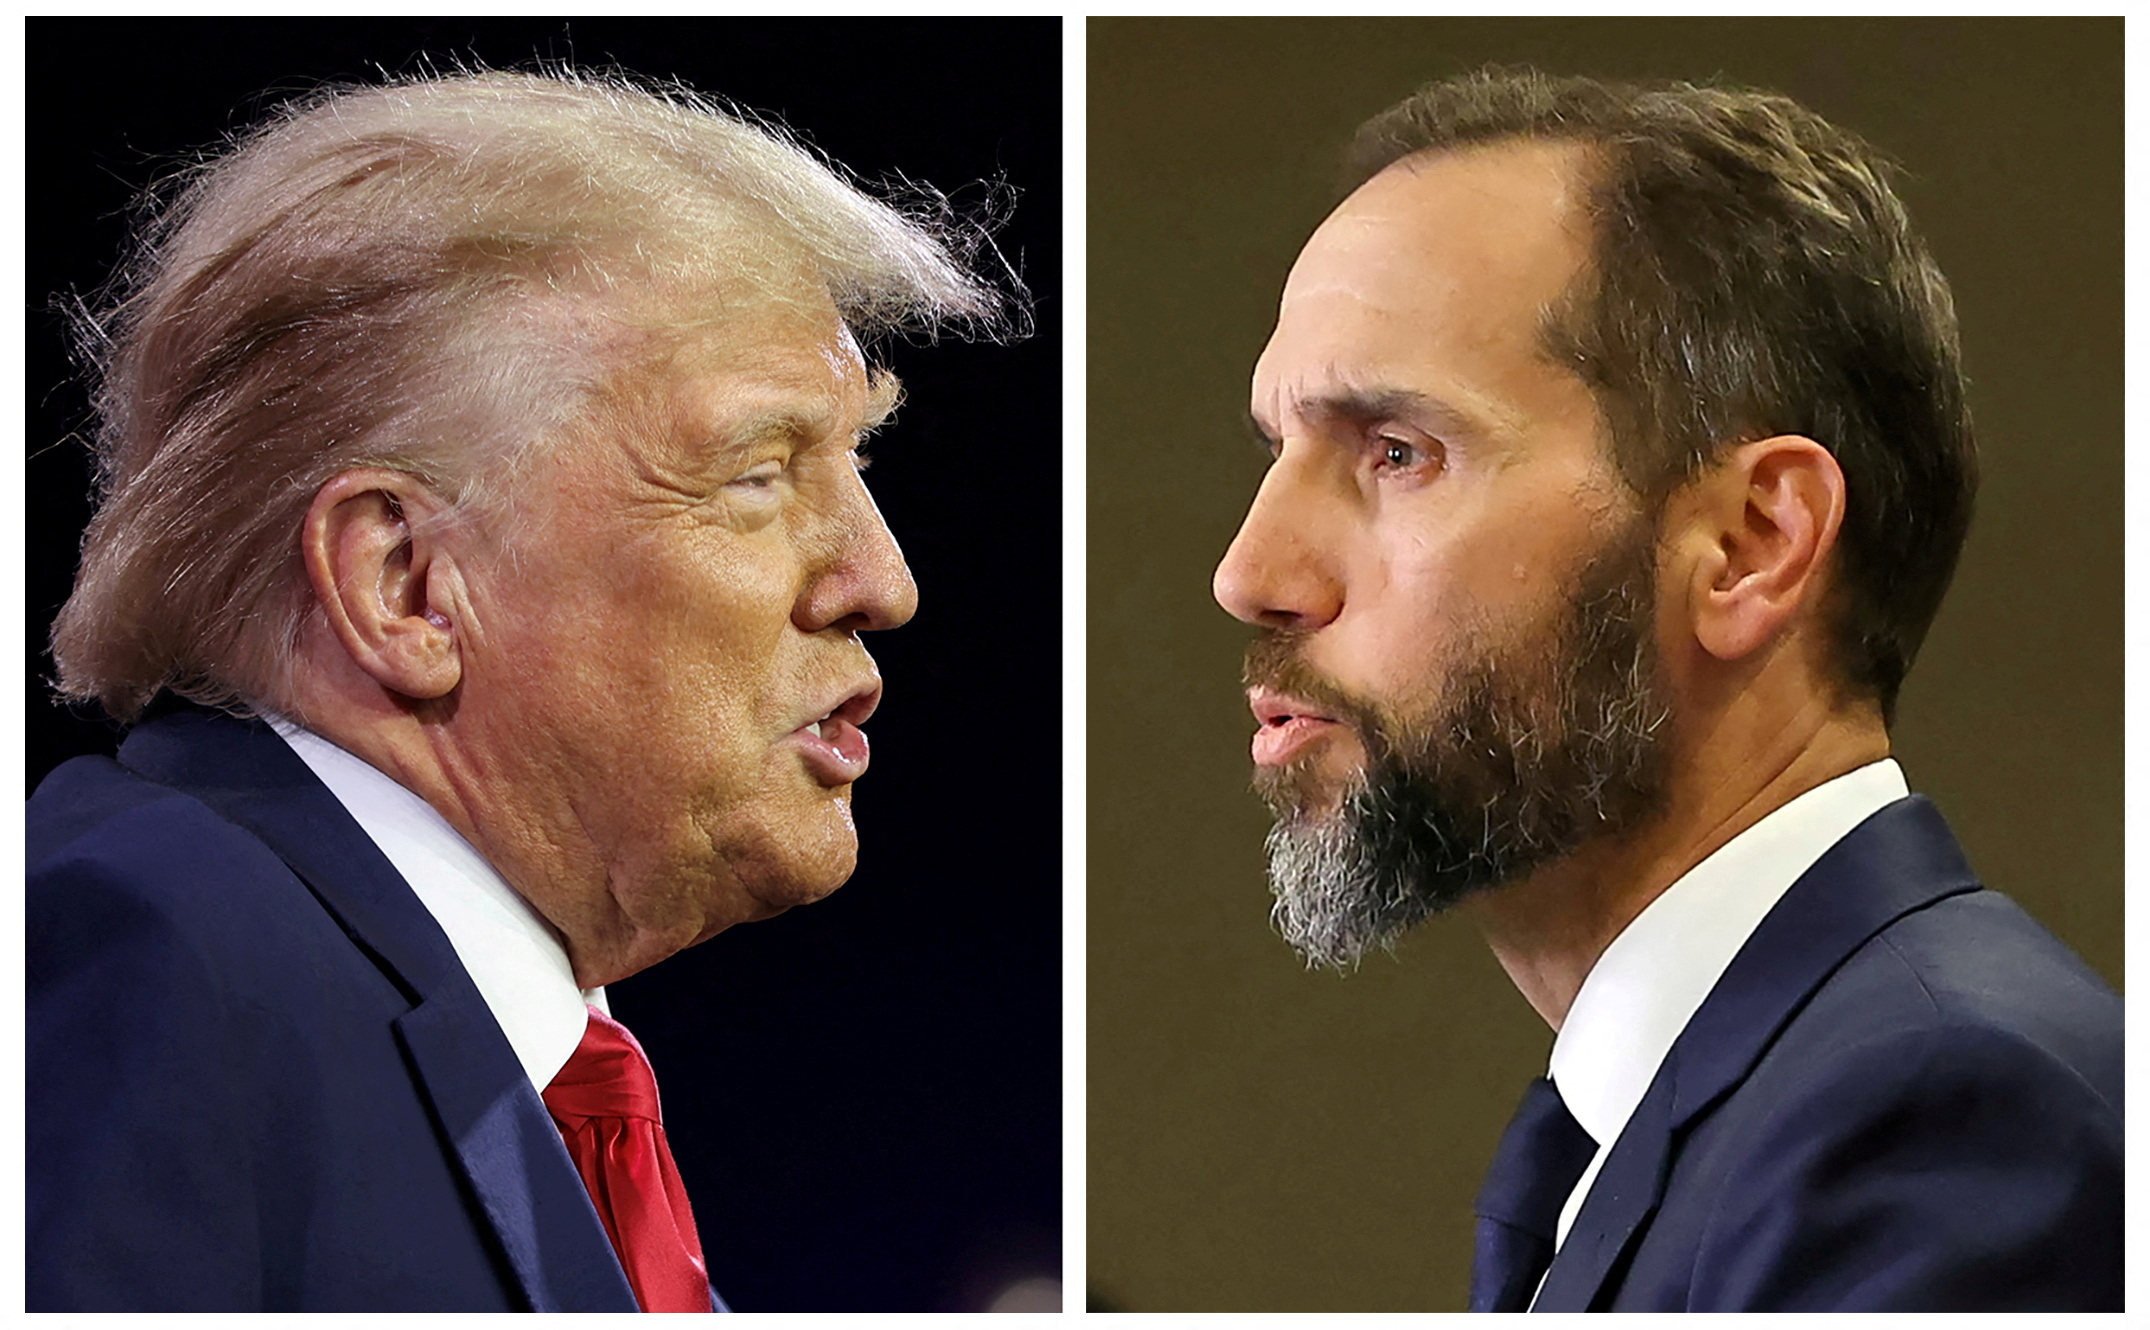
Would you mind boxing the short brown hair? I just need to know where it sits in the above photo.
[1350,67,1976,723]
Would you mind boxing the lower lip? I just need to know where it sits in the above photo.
[790,716,870,786]
[1252,716,1341,767]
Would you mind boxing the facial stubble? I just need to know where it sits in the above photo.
[1248,521,1674,970]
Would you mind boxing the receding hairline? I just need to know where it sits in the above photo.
[1334,67,1978,719]
[1255,143,1601,456]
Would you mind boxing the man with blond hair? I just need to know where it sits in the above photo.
[29,69,1006,1312]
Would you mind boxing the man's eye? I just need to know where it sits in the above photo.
[732,461,784,490]
[1372,433,1437,471]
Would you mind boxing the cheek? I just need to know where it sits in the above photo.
[1346,527,1468,687]
[1344,510,1555,707]
[615,536,798,697]
[699,597,801,735]
[491,548,799,819]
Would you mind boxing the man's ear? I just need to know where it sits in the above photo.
[1679,435,1847,664]
[301,468,466,701]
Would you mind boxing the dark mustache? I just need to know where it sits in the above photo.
[1241,632,1391,742]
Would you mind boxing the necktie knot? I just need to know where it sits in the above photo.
[1469,1076,1597,1312]
[544,1007,664,1123]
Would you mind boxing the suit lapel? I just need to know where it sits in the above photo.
[395,999,638,1311]
[118,709,637,1312]
[1531,796,1982,1311]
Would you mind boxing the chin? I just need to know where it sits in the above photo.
[1254,758,1361,826]
[734,788,862,914]
[594,835,859,985]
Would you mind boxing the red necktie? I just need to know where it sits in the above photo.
[543,1006,713,1313]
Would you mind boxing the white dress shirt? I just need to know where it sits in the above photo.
[272,722,604,1093]
[1546,759,1910,1254]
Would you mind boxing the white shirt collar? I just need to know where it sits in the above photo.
[270,721,604,1092]
[1549,758,1909,1189]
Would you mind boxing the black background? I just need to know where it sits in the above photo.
[27,18,1061,1313]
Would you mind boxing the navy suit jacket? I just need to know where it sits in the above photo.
[28,708,724,1311]
[1528,795,2122,1311]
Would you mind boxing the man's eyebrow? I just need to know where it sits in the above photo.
[717,408,822,453]
[1293,385,1494,441]
[712,369,905,453]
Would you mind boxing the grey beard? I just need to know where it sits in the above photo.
[1264,777,1441,971]
[1253,530,1673,973]
[1261,737,1532,972]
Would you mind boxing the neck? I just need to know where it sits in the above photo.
[286,674,665,988]
[1467,697,1889,1031]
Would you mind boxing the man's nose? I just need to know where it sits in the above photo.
[1212,451,1345,631]
[796,476,919,634]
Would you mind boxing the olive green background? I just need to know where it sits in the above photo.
[1087,17,2122,1313]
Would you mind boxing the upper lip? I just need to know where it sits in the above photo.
[804,675,883,731]
[1247,686,1335,727]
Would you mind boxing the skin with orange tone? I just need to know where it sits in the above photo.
[291,280,916,988]
[1215,140,1887,1029]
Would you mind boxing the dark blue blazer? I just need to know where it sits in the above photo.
[1530,795,2122,1311]
[28,708,723,1312]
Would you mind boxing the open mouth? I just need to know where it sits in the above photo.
[1247,686,1343,767]
[792,680,882,786]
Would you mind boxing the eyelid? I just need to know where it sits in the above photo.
[1367,423,1444,472]
[731,457,785,489]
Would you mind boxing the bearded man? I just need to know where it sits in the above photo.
[1214,69,2120,1312]
[29,70,1006,1311]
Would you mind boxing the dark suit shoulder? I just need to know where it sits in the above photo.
[30,751,363,991]
[1666,890,2122,1310]
[1768,886,2121,1115]
[29,757,290,1308]
[33,751,282,889]
[28,747,420,1105]
[28,747,520,1314]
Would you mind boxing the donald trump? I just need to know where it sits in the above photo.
[29,69,1006,1311]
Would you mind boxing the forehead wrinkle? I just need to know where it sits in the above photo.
[720,404,830,459]
[720,369,896,453]
[683,364,843,447]
[1265,361,1514,447]
[676,342,889,449]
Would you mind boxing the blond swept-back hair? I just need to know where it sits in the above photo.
[52,68,1009,723]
